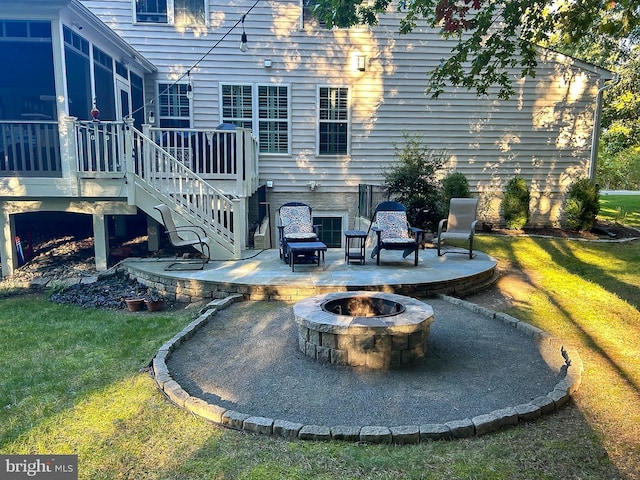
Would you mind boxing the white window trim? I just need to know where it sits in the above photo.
[156,80,193,127]
[316,85,351,157]
[219,82,292,155]
[132,0,209,27]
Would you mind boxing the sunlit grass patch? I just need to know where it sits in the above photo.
[599,194,640,227]
[0,295,193,446]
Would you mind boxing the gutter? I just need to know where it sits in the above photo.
[589,74,619,181]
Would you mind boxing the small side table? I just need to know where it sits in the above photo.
[344,230,368,265]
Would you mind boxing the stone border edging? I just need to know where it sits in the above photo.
[151,294,583,444]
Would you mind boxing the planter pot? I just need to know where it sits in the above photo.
[125,298,145,312]
[145,299,165,312]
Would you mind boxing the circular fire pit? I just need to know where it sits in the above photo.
[293,291,434,369]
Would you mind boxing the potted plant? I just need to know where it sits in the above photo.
[124,297,145,312]
[144,288,165,311]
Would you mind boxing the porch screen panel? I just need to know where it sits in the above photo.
[221,84,252,129]
[135,0,168,23]
[131,73,145,129]
[258,85,289,154]
[318,87,348,155]
[93,46,115,120]
[0,21,55,121]
[158,83,190,128]
[64,27,91,120]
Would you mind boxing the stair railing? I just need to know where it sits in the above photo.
[125,121,241,258]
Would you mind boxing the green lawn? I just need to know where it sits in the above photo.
[598,194,640,226]
[1,197,639,479]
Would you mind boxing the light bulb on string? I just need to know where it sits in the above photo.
[186,71,193,99]
[240,15,248,52]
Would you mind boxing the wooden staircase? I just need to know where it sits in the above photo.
[123,124,245,260]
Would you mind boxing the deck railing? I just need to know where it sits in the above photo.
[0,121,61,177]
[147,126,259,197]
[75,121,125,174]
[0,118,251,257]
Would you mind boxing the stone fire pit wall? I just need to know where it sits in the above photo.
[293,291,435,370]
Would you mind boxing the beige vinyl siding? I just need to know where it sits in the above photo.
[80,0,608,226]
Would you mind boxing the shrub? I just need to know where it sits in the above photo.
[383,134,447,231]
[442,172,471,204]
[502,176,530,229]
[563,178,600,231]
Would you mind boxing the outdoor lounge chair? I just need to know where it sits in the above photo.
[436,197,478,259]
[277,202,320,263]
[370,201,423,266]
[154,204,210,270]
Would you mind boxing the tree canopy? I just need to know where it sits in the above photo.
[312,0,640,99]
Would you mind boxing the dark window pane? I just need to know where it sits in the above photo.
[136,0,168,23]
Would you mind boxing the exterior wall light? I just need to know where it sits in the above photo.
[357,55,366,71]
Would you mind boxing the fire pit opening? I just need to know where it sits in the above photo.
[294,291,434,370]
[322,296,405,317]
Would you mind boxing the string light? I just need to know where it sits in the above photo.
[186,71,193,99]
[240,15,248,52]
[130,0,260,120]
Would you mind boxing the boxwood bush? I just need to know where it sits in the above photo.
[502,176,530,229]
[563,178,600,231]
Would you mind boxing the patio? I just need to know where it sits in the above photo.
[121,247,498,302]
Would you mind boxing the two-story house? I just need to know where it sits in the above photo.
[0,0,612,276]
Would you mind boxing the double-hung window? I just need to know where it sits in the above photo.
[221,84,253,129]
[135,0,206,26]
[258,85,289,154]
[158,83,190,128]
[174,0,206,25]
[301,0,327,29]
[221,84,290,154]
[318,86,349,155]
[135,0,168,23]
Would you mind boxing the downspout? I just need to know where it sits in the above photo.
[589,74,619,181]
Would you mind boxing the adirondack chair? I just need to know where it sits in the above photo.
[370,201,424,266]
[154,204,210,270]
[277,202,320,263]
[436,198,478,259]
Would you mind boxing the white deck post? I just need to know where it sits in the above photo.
[233,197,246,256]
[125,118,136,204]
[60,116,79,195]
[0,208,17,277]
[92,213,109,272]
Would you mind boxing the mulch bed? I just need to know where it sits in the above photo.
[489,220,639,240]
